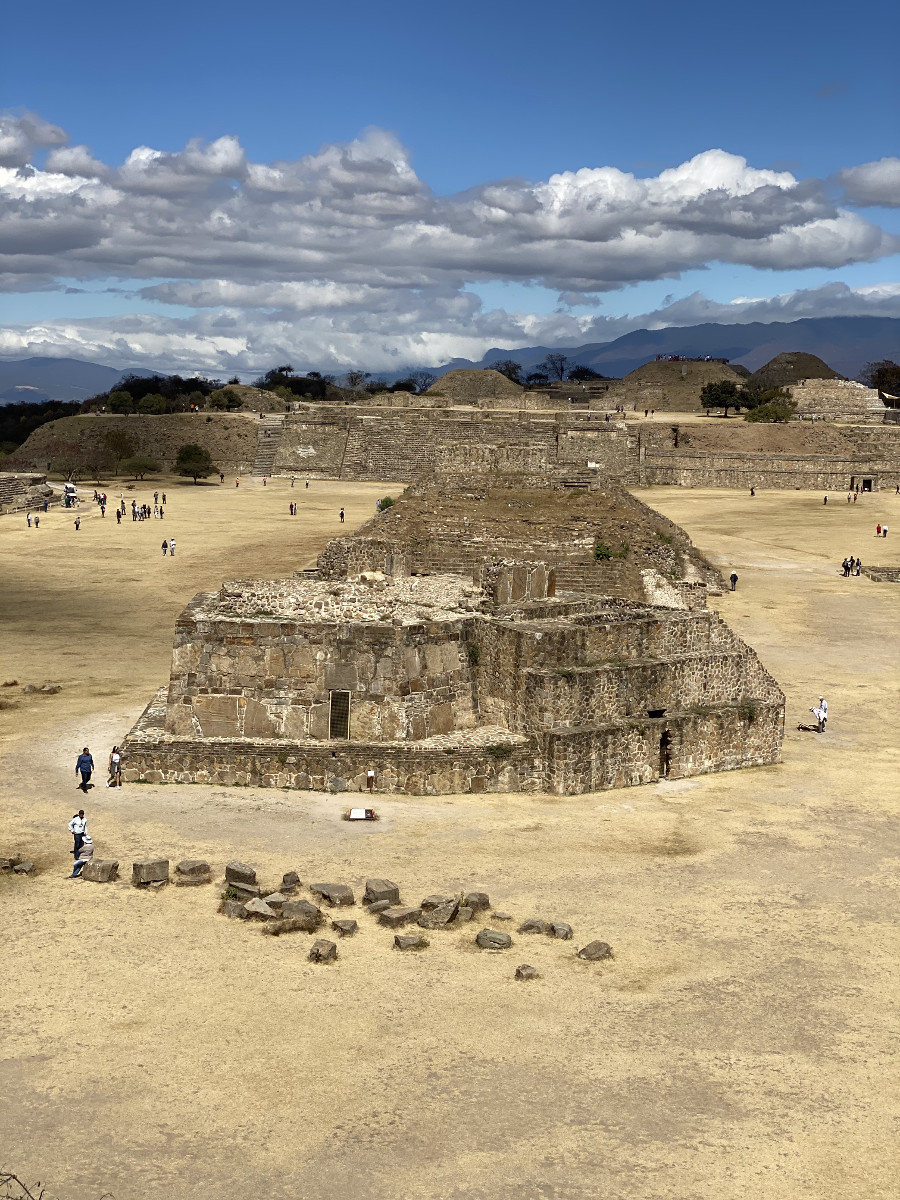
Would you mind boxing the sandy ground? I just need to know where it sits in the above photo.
[1,478,899,1200]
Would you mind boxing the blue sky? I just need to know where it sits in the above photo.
[1,0,898,372]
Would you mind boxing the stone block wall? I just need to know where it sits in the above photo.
[164,595,477,743]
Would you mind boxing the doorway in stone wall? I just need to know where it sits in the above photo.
[659,730,672,777]
[329,690,351,739]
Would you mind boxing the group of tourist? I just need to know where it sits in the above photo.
[68,745,122,876]
[841,557,862,577]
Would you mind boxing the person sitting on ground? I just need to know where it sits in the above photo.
[70,833,94,878]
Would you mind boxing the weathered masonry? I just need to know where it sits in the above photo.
[123,566,784,797]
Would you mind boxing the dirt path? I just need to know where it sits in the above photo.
[1,481,898,1200]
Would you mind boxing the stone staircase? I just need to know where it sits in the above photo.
[252,416,285,477]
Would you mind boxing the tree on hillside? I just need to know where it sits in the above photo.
[488,359,524,385]
[344,371,372,391]
[137,393,168,414]
[568,365,605,381]
[104,427,135,474]
[700,380,742,416]
[45,438,89,482]
[859,360,900,395]
[107,390,134,415]
[208,388,243,411]
[539,353,570,381]
[123,454,161,479]
[411,371,436,393]
[175,443,215,483]
[525,370,550,386]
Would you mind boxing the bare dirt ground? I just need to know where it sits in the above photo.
[1,478,899,1200]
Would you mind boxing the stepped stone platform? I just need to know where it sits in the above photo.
[122,482,783,795]
[0,472,53,513]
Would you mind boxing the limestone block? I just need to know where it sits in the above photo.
[308,703,329,739]
[476,928,512,949]
[309,939,337,962]
[379,906,422,928]
[325,663,358,691]
[132,859,169,885]
[225,861,257,886]
[402,647,421,679]
[281,705,310,740]
[464,891,490,911]
[244,897,276,919]
[176,859,210,877]
[394,934,428,951]
[222,900,248,919]
[424,644,444,675]
[243,698,277,739]
[365,879,400,908]
[193,695,240,738]
[281,898,322,929]
[164,704,197,736]
[332,919,358,936]
[310,883,355,907]
[81,859,118,883]
[428,703,454,736]
[417,899,459,929]
[511,566,528,601]
[172,643,201,672]
[440,642,460,672]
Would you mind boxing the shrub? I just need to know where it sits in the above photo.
[380,496,395,510]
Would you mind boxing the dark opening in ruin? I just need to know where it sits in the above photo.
[863,479,873,492]
[329,690,351,739]
[647,708,666,719]
[659,730,672,777]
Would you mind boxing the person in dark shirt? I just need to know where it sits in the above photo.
[75,748,94,792]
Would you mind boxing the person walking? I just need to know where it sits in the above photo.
[729,572,738,591]
[855,558,862,576]
[116,509,121,524]
[235,479,239,488]
[876,524,882,536]
[884,525,889,538]
[291,476,295,487]
[75,747,94,792]
[26,512,31,528]
[823,495,828,505]
[107,745,122,787]
[169,538,176,557]
[34,515,39,529]
[339,508,345,523]
[219,473,225,484]
[161,539,168,556]
[153,491,159,504]
[70,833,94,878]
[68,809,87,857]
[74,515,81,531]
[162,493,166,504]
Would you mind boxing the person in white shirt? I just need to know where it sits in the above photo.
[68,810,87,857]
[107,746,122,787]
[819,697,828,729]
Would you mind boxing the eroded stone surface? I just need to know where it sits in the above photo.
[309,939,337,963]
[310,883,354,907]
[578,940,613,961]
[515,964,541,980]
[132,858,169,885]
[476,929,512,950]
[378,906,422,928]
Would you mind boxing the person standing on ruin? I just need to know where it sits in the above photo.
[75,747,94,793]
[730,572,738,591]
[68,809,87,857]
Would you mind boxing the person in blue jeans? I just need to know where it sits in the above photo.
[75,747,94,792]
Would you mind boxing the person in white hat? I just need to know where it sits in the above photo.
[70,833,94,878]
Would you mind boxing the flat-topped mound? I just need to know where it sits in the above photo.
[195,574,481,625]
[675,421,859,455]
[427,369,523,402]
[613,359,749,412]
[750,352,843,391]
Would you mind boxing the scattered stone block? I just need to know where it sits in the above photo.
[332,918,358,937]
[518,918,550,935]
[550,922,573,940]
[176,860,211,886]
[364,878,400,905]
[464,891,490,911]
[81,859,118,883]
[262,916,318,936]
[394,934,428,951]
[310,882,355,907]
[417,899,459,930]
[132,858,169,885]
[226,880,261,899]
[378,906,422,928]
[40,684,61,694]
[244,897,276,919]
[420,894,454,911]
[476,928,512,950]
[491,911,512,921]
[578,940,613,961]
[263,892,287,913]
[22,684,37,694]
[515,964,541,981]
[309,939,337,963]
[281,899,322,930]
[225,861,257,887]
[222,899,248,919]
[12,861,34,875]
[0,858,15,871]
[282,870,301,892]
[176,859,210,876]
[366,899,392,915]
[451,906,474,925]
[148,880,167,891]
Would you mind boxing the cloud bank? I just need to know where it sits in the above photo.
[0,112,898,371]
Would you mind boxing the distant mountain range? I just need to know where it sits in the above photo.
[0,357,159,405]
[431,317,900,382]
[1,317,899,401]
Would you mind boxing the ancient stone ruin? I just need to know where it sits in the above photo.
[123,479,784,795]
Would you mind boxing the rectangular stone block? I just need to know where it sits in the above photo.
[176,859,210,876]
[81,859,118,883]
[378,906,422,928]
[225,861,257,886]
[132,858,169,885]
[364,878,400,905]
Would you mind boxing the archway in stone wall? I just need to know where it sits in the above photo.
[659,730,672,778]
